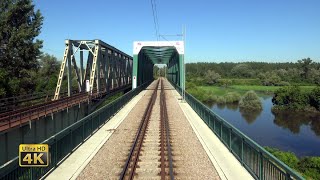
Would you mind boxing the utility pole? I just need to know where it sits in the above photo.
[182,25,186,102]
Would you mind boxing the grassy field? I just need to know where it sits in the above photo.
[198,85,317,96]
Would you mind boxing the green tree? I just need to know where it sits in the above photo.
[265,147,299,169]
[298,157,320,179]
[309,68,320,85]
[204,70,221,85]
[0,0,43,96]
[231,64,253,78]
[35,53,60,92]
[272,86,309,110]
[259,71,282,86]
[298,58,313,80]
[309,87,320,111]
[0,68,8,97]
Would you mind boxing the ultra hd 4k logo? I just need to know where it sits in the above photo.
[19,144,49,167]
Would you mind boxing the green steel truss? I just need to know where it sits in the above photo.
[54,40,132,100]
[132,41,184,89]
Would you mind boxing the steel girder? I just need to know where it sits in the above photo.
[53,40,132,100]
[132,41,184,89]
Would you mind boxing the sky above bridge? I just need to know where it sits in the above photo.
[34,0,320,63]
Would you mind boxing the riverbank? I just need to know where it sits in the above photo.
[187,85,316,104]
[198,85,316,95]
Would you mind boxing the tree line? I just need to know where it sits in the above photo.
[187,59,320,86]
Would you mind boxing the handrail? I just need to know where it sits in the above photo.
[170,81,304,180]
[0,90,78,113]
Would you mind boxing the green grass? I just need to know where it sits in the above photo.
[198,86,229,96]
[198,85,317,96]
[230,85,316,92]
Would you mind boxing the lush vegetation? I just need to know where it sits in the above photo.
[186,59,320,86]
[272,86,320,112]
[0,0,79,98]
[186,59,319,112]
[239,91,262,110]
[265,147,320,179]
[0,0,43,97]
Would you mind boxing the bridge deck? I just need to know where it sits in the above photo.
[45,79,252,180]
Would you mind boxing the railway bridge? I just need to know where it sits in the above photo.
[0,40,303,180]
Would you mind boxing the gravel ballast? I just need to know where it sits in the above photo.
[77,79,220,179]
[163,80,220,180]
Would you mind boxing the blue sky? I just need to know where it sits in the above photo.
[34,0,320,63]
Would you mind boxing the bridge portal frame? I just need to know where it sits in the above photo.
[132,41,184,89]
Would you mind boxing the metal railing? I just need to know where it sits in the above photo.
[171,82,304,180]
[0,81,150,180]
[0,90,78,114]
[0,85,131,132]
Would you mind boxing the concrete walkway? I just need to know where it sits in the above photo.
[170,89,254,180]
[44,89,147,180]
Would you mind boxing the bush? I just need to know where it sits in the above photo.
[272,86,309,110]
[218,78,261,86]
[224,92,241,103]
[186,81,197,90]
[309,86,320,111]
[260,72,282,86]
[239,91,262,110]
[204,70,221,85]
[216,96,226,104]
[266,147,320,179]
[298,157,320,179]
[265,147,299,169]
[188,87,217,103]
[276,81,291,86]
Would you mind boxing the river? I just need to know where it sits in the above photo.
[208,97,320,157]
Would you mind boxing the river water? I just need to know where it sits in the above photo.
[208,97,320,157]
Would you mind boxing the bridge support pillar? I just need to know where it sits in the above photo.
[67,40,72,97]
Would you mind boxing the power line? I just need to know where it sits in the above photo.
[154,0,160,38]
[150,0,159,40]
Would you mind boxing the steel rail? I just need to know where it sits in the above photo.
[160,78,174,180]
[119,80,159,180]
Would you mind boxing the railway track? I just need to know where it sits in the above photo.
[120,78,174,180]
[0,84,131,132]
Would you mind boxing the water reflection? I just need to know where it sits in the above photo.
[208,97,320,156]
[311,120,320,136]
[239,108,262,124]
[226,103,239,111]
[216,103,238,111]
[273,111,320,136]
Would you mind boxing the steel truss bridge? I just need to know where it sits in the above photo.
[0,39,303,180]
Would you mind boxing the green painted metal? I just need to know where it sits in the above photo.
[132,41,184,90]
[179,54,184,89]
[141,47,176,65]
[170,80,304,180]
[167,52,181,87]
[0,81,152,180]
[132,55,138,89]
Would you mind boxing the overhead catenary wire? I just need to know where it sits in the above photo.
[150,0,159,40]
[154,0,160,39]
